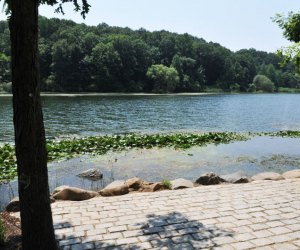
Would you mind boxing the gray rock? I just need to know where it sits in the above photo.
[77,169,103,181]
[195,172,225,185]
[282,169,300,179]
[100,180,129,196]
[6,197,20,212]
[251,172,284,181]
[52,186,99,201]
[221,171,250,184]
[171,178,194,189]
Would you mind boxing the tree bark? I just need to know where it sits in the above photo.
[9,0,57,249]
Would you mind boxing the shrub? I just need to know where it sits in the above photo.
[253,75,275,92]
[162,179,172,190]
[247,83,256,92]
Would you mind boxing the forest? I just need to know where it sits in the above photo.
[0,16,300,93]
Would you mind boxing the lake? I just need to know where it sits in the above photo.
[1,93,300,142]
[1,93,300,210]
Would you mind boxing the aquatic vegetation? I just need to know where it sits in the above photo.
[0,130,299,183]
[271,130,300,138]
[0,144,17,184]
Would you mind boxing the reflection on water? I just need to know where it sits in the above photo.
[1,136,299,210]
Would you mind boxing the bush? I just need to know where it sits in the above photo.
[0,218,5,246]
[253,75,275,92]
[247,83,256,92]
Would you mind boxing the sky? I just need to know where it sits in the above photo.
[1,0,300,52]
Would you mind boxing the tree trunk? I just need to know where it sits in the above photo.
[9,0,57,249]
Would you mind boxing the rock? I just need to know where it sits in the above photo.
[221,171,250,184]
[251,172,284,181]
[140,182,168,192]
[6,197,20,212]
[195,172,225,185]
[52,186,98,201]
[77,169,103,181]
[126,177,144,191]
[170,178,194,189]
[100,180,129,196]
[282,169,300,179]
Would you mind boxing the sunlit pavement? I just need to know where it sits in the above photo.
[19,179,300,249]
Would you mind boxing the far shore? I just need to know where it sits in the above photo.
[0,92,217,97]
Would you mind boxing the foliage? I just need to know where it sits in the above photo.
[273,12,300,43]
[0,16,299,93]
[253,75,275,92]
[162,180,172,190]
[0,218,5,246]
[146,64,179,93]
[273,12,300,72]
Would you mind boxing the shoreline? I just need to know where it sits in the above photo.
[1,91,300,97]
[0,92,216,97]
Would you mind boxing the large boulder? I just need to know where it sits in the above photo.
[282,169,300,179]
[6,197,20,212]
[195,172,225,185]
[126,177,144,191]
[52,185,70,195]
[77,169,103,181]
[170,178,194,190]
[221,171,250,184]
[100,180,129,197]
[52,186,99,201]
[251,172,284,181]
[140,182,168,192]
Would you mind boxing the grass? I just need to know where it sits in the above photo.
[1,130,300,183]
[162,180,172,190]
[278,87,300,93]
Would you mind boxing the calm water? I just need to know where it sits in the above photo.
[1,94,300,142]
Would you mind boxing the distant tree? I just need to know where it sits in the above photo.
[146,64,179,93]
[88,42,122,91]
[2,0,90,249]
[253,75,275,92]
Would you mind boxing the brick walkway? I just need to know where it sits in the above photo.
[50,179,300,250]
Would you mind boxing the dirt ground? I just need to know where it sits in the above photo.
[0,212,21,250]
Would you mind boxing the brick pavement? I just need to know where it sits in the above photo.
[49,179,300,249]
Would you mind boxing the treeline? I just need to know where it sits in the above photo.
[0,16,300,93]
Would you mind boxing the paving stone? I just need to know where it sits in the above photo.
[250,237,273,247]
[272,243,299,250]
[234,233,256,241]
[115,237,139,245]
[231,241,254,250]
[268,226,292,235]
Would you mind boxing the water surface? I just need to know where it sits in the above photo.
[1,94,300,142]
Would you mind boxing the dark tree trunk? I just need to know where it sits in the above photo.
[9,0,57,249]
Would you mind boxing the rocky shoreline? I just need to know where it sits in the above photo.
[5,169,300,213]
